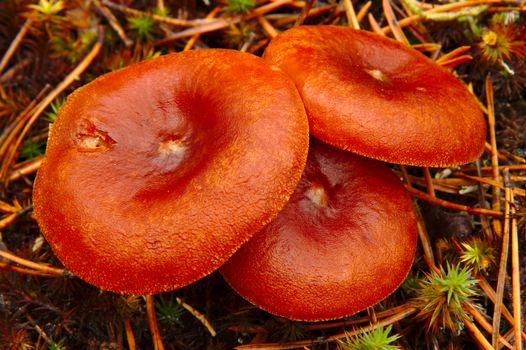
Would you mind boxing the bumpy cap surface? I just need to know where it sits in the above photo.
[33,49,309,295]
[221,140,417,321]
[263,25,487,167]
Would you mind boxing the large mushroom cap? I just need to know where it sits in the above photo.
[263,25,487,167]
[33,49,309,295]
[221,140,417,321]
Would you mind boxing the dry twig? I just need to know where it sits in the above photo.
[0,19,32,74]
[146,295,165,350]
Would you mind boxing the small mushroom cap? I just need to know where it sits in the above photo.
[263,25,487,167]
[33,49,309,295]
[221,140,417,321]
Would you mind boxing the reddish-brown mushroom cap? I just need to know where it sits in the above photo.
[33,49,309,295]
[263,25,487,167]
[221,140,417,321]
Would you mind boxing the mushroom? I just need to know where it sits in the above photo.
[33,49,309,295]
[220,139,417,321]
[263,25,487,167]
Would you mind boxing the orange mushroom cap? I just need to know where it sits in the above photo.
[263,25,487,167]
[221,140,417,321]
[33,49,309,295]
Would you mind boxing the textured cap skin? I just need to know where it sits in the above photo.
[221,140,417,321]
[263,25,487,167]
[33,49,309,295]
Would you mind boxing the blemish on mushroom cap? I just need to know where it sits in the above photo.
[263,25,487,167]
[221,139,417,321]
[364,68,390,83]
[75,119,116,152]
[33,49,309,295]
[304,182,329,208]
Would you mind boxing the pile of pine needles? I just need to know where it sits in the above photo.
[0,0,525,349]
